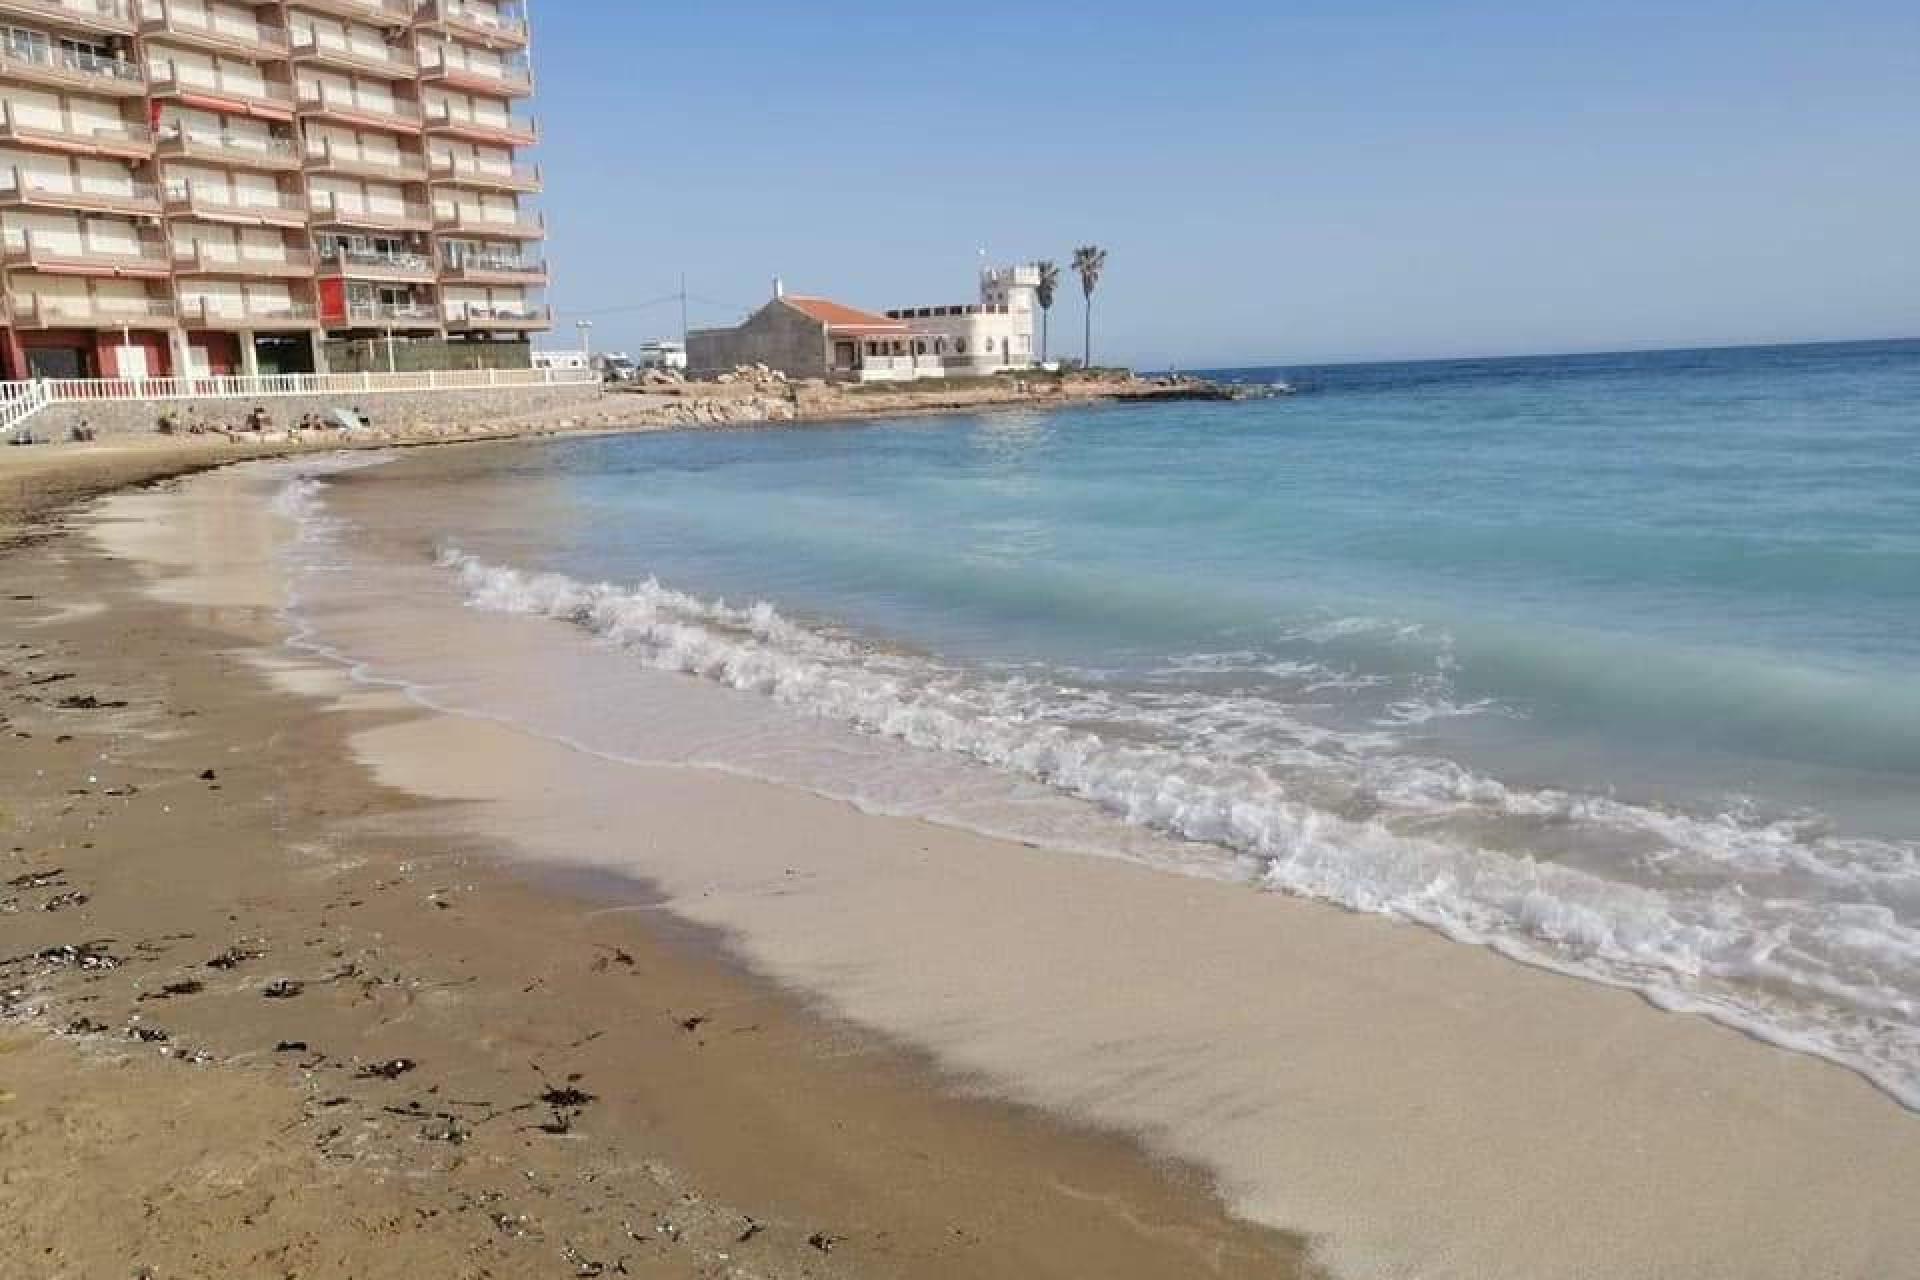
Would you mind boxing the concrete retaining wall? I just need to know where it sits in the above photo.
[28,382,602,440]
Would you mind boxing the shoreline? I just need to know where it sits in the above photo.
[8,431,1920,1278]
[0,449,1314,1277]
[0,369,1222,543]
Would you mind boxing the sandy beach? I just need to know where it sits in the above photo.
[6,431,1920,1280]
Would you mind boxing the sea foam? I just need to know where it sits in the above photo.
[435,546,1920,1110]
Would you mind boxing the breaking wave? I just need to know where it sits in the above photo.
[436,546,1920,1110]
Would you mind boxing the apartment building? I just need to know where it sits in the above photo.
[0,0,547,381]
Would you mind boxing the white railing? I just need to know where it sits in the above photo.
[0,38,144,85]
[21,367,595,405]
[1,380,51,437]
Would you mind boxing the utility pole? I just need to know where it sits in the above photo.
[679,272,689,344]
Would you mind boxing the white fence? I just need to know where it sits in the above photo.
[0,380,49,435]
[2,367,597,433]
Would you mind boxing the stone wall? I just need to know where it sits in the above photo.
[687,302,829,379]
[28,382,602,441]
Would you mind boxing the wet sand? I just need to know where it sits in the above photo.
[0,448,1313,1279]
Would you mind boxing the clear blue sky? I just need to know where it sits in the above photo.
[530,1,1919,367]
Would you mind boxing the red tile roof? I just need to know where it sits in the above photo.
[781,295,909,335]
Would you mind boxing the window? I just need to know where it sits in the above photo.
[4,27,49,61]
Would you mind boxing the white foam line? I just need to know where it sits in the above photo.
[266,461,1920,1112]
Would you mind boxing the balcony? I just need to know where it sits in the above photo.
[296,82,424,133]
[148,65,298,120]
[331,300,441,330]
[3,293,177,329]
[309,191,433,231]
[2,230,171,278]
[164,180,310,227]
[429,154,540,192]
[422,102,536,146]
[283,0,412,22]
[301,138,428,182]
[157,127,303,171]
[0,0,135,36]
[432,206,543,240]
[290,28,417,78]
[178,296,319,331]
[444,301,549,331]
[172,243,316,278]
[417,50,532,97]
[316,246,436,282]
[0,167,160,215]
[437,251,546,285]
[139,1,289,60]
[0,38,145,95]
[0,100,152,160]
[415,0,527,47]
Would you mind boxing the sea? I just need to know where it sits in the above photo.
[284,338,1920,1107]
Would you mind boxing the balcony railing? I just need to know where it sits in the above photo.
[417,49,532,95]
[317,246,435,278]
[148,64,297,113]
[0,38,145,92]
[0,100,152,157]
[0,0,135,33]
[297,83,424,130]
[173,243,317,276]
[2,229,170,275]
[157,127,302,169]
[290,28,417,76]
[416,0,528,44]
[433,207,544,238]
[4,293,177,328]
[338,300,441,328]
[422,102,536,144]
[283,0,412,22]
[444,302,549,328]
[0,168,161,214]
[164,180,310,225]
[177,297,319,329]
[429,154,541,191]
[139,1,289,56]
[439,251,546,281]
[302,137,429,180]
[310,192,433,229]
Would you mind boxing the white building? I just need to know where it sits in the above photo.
[636,339,686,370]
[687,263,1043,383]
[880,264,1039,378]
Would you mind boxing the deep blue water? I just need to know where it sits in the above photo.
[382,338,1920,1103]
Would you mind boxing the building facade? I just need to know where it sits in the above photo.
[0,0,548,382]
[687,265,1041,383]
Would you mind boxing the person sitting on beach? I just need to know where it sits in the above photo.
[70,421,96,443]
[246,406,272,433]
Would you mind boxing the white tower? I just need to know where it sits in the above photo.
[980,263,1041,315]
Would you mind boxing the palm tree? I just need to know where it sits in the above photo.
[1034,260,1061,363]
[1072,245,1108,368]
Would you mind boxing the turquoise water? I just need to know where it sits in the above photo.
[316,339,1920,1104]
